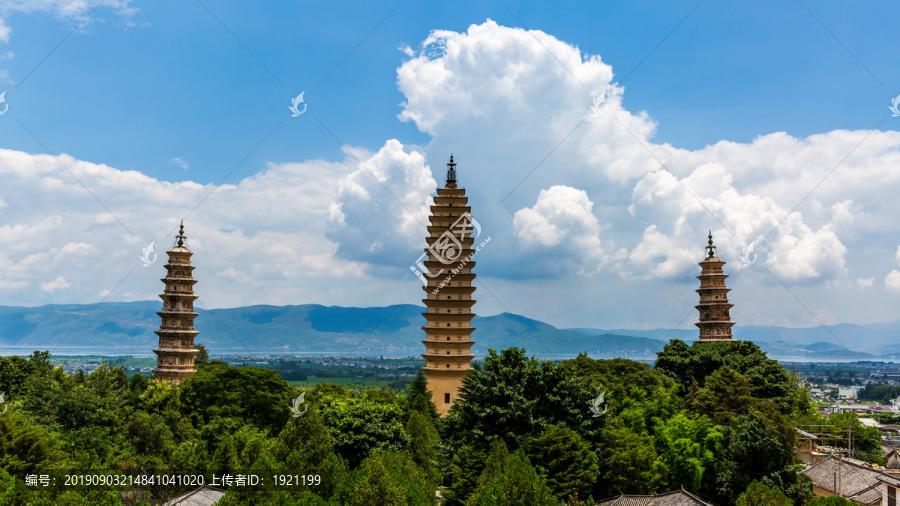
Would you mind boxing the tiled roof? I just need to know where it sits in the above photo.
[803,456,885,499]
[598,489,714,506]
[597,497,652,506]
[847,483,883,505]
[162,486,226,506]
[877,473,900,487]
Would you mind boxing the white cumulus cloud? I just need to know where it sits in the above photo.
[327,139,435,269]
[40,275,71,293]
[513,185,604,274]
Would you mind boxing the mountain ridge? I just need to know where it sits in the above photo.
[0,301,892,359]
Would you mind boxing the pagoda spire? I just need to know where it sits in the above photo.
[152,222,201,384]
[445,154,457,187]
[695,231,735,342]
[421,154,476,415]
[176,221,186,248]
[705,230,716,258]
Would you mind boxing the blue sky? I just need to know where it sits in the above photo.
[1,1,900,332]
[2,0,895,182]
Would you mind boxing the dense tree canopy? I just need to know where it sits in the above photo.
[180,363,296,431]
[466,442,561,506]
[807,497,853,505]
[525,425,598,502]
[317,393,409,468]
[0,344,825,505]
[655,340,810,415]
[654,413,723,495]
[736,481,793,506]
[444,347,602,450]
[0,351,52,397]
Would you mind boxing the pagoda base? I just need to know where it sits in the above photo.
[423,368,469,415]
[153,368,197,385]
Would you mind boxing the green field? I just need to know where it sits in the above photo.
[288,376,412,390]
[49,354,422,391]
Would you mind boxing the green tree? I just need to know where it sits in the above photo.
[170,440,207,471]
[466,449,561,506]
[685,367,756,426]
[126,411,176,460]
[221,408,346,505]
[807,497,853,505]
[19,362,130,432]
[735,481,792,506]
[714,411,808,506]
[655,340,807,415]
[564,355,676,410]
[444,348,601,451]
[139,377,178,415]
[163,406,198,445]
[271,407,348,500]
[481,439,510,485]
[407,370,440,423]
[655,413,724,495]
[25,490,123,506]
[311,382,348,400]
[0,416,58,475]
[0,468,16,505]
[406,411,440,483]
[598,425,667,498]
[330,450,435,506]
[199,416,244,455]
[208,435,238,476]
[228,424,269,468]
[128,372,149,396]
[443,445,486,506]
[180,362,296,431]
[195,343,210,364]
[524,425,598,502]
[0,351,52,397]
[318,396,409,468]
[566,354,682,441]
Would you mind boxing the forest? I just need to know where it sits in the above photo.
[0,341,878,505]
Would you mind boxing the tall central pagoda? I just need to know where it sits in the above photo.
[695,231,736,342]
[421,155,477,415]
[152,222,200,384]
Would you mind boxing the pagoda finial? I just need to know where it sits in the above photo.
[176,221,186,247]
[446,154,457,186]
[705,230,716,259]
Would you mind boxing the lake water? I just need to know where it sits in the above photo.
[0,346,871,364]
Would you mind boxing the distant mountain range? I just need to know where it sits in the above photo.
[0,301,897,360]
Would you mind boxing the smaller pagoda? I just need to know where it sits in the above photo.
[152,222,200,384]
[695,231,736,342]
